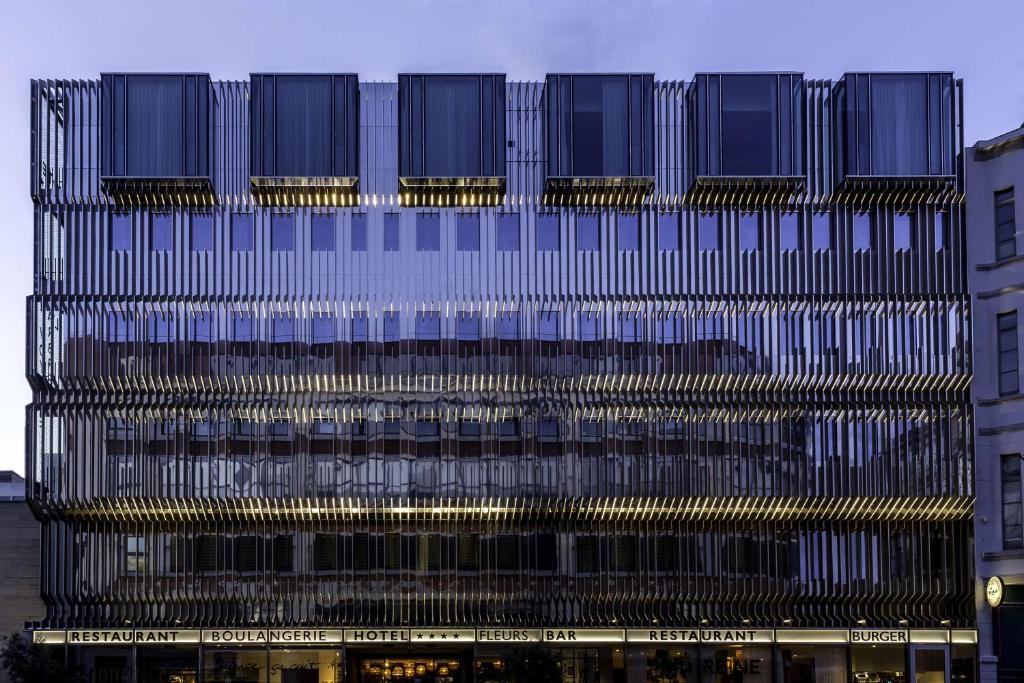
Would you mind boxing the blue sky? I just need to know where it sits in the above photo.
[0,0,1021,473]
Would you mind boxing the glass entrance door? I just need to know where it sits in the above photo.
[910,646,949,683]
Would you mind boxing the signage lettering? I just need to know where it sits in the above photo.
[344,629,410,643]
[851,630,908,644]
[268,629,342,644]
[627,629,700,643]
[204,630,268,644]
[543,629,623,643]
[477,629,541,642]
[134,630,201,644]
[67,631,134,644]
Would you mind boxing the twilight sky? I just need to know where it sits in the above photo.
[0,0,1021,474]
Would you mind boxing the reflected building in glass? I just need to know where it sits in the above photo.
[27,70,974,683]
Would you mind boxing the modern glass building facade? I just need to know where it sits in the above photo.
[26,71,975,683]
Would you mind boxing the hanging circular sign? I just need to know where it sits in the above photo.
[987,575,1005,608]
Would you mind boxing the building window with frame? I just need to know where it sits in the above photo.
[496,213,520,252]
[271,213,295,252]
[111,212,133,251]
[416,213,440,251]
[618,213,639,251]
[1003,454,1023,550]
[657,212,679,251]
[125,535,146,575]
[998,311,1019,396]
[537,213,560,251]
[151,212,173,252]
[351,213,368,252]
[739,212,759,251]
[780,212,801,252]
[456,213,480,252]
[383,213,400,252]
[231,212,254,251]
[191,212,214,251]
[812,212,831,252]
[698,213,719,251]
[894,212,913,252]
[577,213,600,251]
[996,187,1016,260]
[311,212,336,252]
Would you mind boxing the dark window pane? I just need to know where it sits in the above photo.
[312,314,335,344]
[996,188,1016,260]
[721,75,778,176]
[618,213,639,250]
[111,212,133,250]
[456,213,480,251]
[231,313,253,342]
[537,213,560,251]
[351,313,368,342]
[192,312,213,342]
[271,213,295,251]
[658,213,679,250]
[894,213,913,251]
[496,213,520,251]
[870,75,928,175]
[151,213,173,251]
[935,212,947,251]
[274,77,332,177]
[311,213,336,251]
[273,535,294,573]
[191,212,213,251]
[739,212,759,251]
[577,213,599,251]
[383,213,400,252]
[271,315,294,343]
[578,311,601,341]
[456,313,481,341]
[351,213,368,252]
[780,213,800,251]
[415,311,441,340]
[231,212,254,251]
[698,213,719,251]
[423,76,482,177]
[571,76,628,177]
[537,311,560,341]
[383,312,400,342]
[147,314,175,342]
[618,312,641,342]
[496,312,520,340]
[998,311,1019,397]
[853,213,872,252]
[416,213,440,251]
[812,213,831,251]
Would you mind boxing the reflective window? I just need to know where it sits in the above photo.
[894,213,913,251]
[190,212,213,251]
[1003,454,1023,550]
[192,312,213,342]
[383,311,400,342]
[415,311,441,340]
[110,212,132,251]
[231,313,253,342]
[935,211,947,251]
[739,212,759,251]
[351,312,368,342]
[231,212,254,251]
[384,213,400,252]
[812,213,831,251]
[578,311,602,341]
[698,213,719,251]
[537,213,560,251]
[869,75,928,175]
[853,213,872,252]
[311,213,335,251]
[106,311,136,342]
[618,312,641,342]
[999,311,1019,396]
[456,312,481,341]
[457,213,480,251]
[271,314,294,343]
[312,314,335,344]
[780,213,800,251]
[571,76,629,176]
[271,213,295,252]
[147,313,175,342]
[658,213,679,251]
[416,213,440,251]
[351,213,368,252]
[851,645,905,683]
[777,645,847,683]
[996,187,1016,260]
[496,311,520,340]
[151,213,173,251]
[721,74,778,175]
[496,213,520,251]
[577,213,599,251]
[272,76,333,177]
[618,213,639,250]
[537,310,560,341]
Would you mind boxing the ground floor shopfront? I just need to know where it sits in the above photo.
[31,628,979,683]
